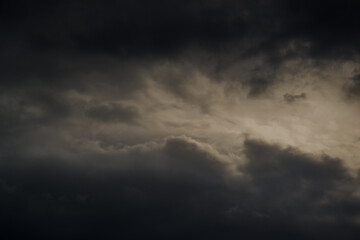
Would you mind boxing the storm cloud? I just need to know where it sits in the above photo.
[1,0,360,239]
[1,137,360,239]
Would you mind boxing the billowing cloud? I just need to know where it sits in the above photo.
[1,137,360,239]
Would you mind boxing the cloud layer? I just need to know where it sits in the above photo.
[1,0,360,239]
[1,137,360,239]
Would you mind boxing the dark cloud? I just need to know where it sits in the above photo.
[344,73,360,98]
[243,139,350,204]
[2,0,359,57]
[1,137,360,239]
[1,1,360,239]
[1,0,360,96]
[0,90,72,152]
[245,77,272,97]
[283,93,306,103]
[85,103,140,124]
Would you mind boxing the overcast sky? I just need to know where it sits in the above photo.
[1,0,360,239]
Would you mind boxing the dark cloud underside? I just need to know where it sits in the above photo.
[1,138,360,240]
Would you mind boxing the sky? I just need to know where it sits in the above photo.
[1,0,360,239]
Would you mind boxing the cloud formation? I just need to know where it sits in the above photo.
[283,93,306,103]
[85,103,140,124]
[2,1,360,239]
[1,137,360,239]
[345,73,360,98]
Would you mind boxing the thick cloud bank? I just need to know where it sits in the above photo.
[1,137,360,239]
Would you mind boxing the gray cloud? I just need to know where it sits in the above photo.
[344,73,360,99]
[245,77,273,97]
[283,93,306,103]
[1,137,360,239]
[85,103,140,124]
[2,1,360,239]
[2,0,360,98]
